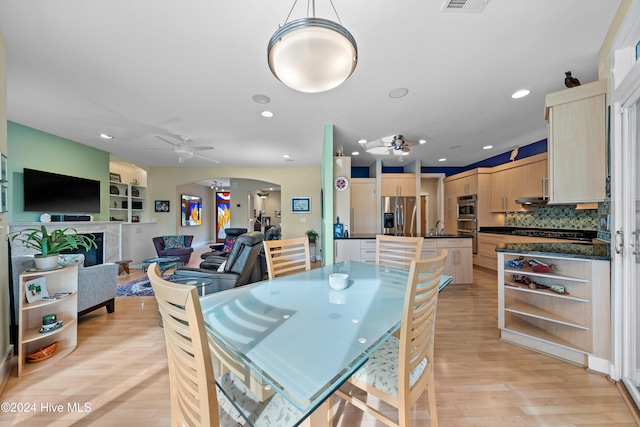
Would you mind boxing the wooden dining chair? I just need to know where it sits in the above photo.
[263,236,311,279]
[375,234,424,270]
[148,263,301,426]
[335,250,449,427]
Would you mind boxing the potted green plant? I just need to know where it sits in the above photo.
[9,226,97,270]
[305,229,319,243]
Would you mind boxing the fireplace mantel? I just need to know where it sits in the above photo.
[8,221,122,262]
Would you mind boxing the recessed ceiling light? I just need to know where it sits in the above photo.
[99,133,114,139]
[483,145,493,150]
[252,94,271,104]
[389,87,409,98]
[261,111,274,118]
[511,89,531,99]
[449,145,461,150]
[352,151,360,156]
[358,139,367,144]
[284,158,294,162]
[419,139,426,144]
[438,158,447,162]
[282,154,291,158]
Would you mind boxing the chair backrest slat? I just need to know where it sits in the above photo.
[263,237,311,279]
[375,235,424,270]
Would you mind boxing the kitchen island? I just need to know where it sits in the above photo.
[334,234,473,284]
[496,242,610,374]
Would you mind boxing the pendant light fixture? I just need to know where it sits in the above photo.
[268,0,357,93]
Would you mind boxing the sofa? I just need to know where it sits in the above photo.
[10,255,118,317]
[152,235,194,264]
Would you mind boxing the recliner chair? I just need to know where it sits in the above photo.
[199,227,247,269]
[171,231,264,295]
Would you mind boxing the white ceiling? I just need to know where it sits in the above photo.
[0,0,621,168]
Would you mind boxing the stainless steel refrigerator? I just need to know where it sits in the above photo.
[382,196,417,235]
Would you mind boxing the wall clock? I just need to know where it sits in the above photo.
[334,176,349,192]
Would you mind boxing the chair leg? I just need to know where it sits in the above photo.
[427,380,438,427]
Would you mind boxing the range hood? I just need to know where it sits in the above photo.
[515,197,548,207]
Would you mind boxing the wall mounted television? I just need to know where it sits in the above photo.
[181,194,202,226]
[23,168,101,213]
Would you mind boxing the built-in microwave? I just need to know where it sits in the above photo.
[457,194,477,219]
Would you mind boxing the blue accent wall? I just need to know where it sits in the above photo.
[352,139,548,177]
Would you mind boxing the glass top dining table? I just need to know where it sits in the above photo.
[200,260,453,426]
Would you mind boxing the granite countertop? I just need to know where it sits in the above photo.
[337,233,470,240]
[479,226,597,242]
[496,242,610,261]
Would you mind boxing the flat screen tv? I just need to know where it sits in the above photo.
[23,168,101,213]
[181,194,202,226]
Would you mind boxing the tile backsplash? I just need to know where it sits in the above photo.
[504,205,598,230]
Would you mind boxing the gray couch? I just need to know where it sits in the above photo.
[10,255,118,317]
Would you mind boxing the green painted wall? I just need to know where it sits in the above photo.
[322,124,334,264]
[7,122,111,222]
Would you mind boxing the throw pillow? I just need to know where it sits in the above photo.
[222,237,234,253]
[163,235,185,250]
[217,261,227,272]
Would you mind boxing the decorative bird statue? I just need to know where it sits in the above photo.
[564,71,581,88]
[510,147,519,162]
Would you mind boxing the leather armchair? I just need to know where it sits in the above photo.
[171,231,264,295]
[199,228,248,269]
[152,235,194,264]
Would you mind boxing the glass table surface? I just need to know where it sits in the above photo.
[200,261,453,416]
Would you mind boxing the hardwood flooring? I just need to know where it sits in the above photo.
[1,249,638,426]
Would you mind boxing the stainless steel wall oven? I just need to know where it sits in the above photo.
[457,194,477,254]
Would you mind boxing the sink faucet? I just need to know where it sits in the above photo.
[435,220,443,232]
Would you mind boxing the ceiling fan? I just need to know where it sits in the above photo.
[362,135,423,155]
[154,135,219,163]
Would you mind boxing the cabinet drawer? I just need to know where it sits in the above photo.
[422,240,438,250]
[436,238,471,249]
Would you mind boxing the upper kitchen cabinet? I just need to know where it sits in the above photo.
[381,173,416,197]
[545,80,606,204]
[490,153,548,213]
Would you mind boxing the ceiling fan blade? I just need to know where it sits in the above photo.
[363,138,386,149]
[155,135,179,147]
[194,152,220,163]
[191,146,215,151]
[404,139,420,147]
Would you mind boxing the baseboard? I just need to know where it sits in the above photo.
[0,345,15,396]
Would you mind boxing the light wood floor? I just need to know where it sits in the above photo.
[1,248,638,426]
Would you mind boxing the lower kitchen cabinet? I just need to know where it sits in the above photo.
[334,239,360,264]
[120,222,157,264]
[436,238,473,284]
[497,251,610,373]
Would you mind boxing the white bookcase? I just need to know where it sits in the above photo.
[109,181,147,223]
[18,265,78,376]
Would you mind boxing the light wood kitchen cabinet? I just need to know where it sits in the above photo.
[520,160,548,198]
[350,178,377,235]
[491,168,522,212]
[120,222,157,264]
[436,238,473,284]
[498,250,610,372]
[381,173,416,197]
[545,80,606,204]
[443,179,461,235]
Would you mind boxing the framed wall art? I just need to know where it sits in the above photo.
[0,154,7,182]
[1,185,7,213]
[155,200,170,212]
[109,172,121,182]
[291,197,311,213]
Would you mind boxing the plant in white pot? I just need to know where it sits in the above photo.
[9,226,97,270]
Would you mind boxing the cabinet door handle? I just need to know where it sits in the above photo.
[615,229,624,255]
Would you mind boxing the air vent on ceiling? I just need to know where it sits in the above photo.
[441,0,490,13]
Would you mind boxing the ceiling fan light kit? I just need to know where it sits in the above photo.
[268,1,357,93]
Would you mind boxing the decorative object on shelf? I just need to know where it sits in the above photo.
[334,216,344,238]
[334,176,349,191]
[305,229,319,243]
[267,0,357,93]
[0,153,7,182]
[39,213,51,223]
[155,200,170,212]
[509,147,519,161]
[564,71,581,88]
[109,185,119,195]
[130,178,139,185]
[131,187,140,197]
[25,276,48,303]
[291,196,311,213]
[25,341,59,363]
[9,226,97,270]
[109,172,121,182]
[132,215,140,223]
